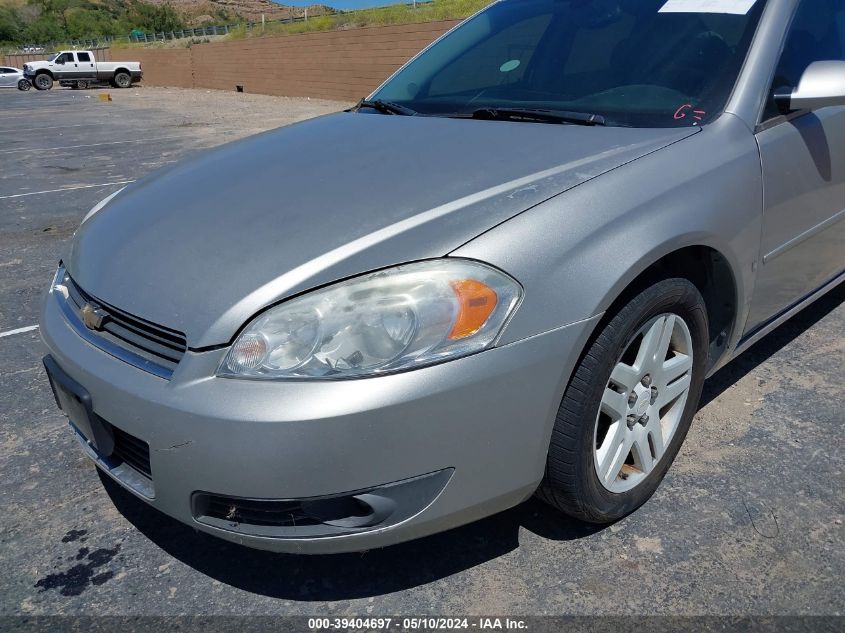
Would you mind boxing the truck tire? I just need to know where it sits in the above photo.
[34,73,53,90]
[113,72,131,88]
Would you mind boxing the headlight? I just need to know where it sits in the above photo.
[218,259,522,380]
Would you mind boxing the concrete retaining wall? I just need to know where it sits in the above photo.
[4,20,458,100]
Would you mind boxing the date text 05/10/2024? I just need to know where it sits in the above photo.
[308,617,529,630]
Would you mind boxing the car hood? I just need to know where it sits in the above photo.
[68,112,696,347]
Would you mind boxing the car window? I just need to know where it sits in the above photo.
[373,0,767,128]
[762,0,845,121]
[57,53,74,63]
[77,52,91,62]
[427,13,552,98]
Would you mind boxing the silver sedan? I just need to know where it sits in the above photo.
[41,0,845,553]
[0,66,24,88]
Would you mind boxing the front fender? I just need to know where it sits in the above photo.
[452,113,763,358]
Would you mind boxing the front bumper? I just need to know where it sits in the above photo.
[40,286,598,553]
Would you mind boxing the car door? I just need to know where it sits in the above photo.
[75,52,96,79]
[53,52,76,79]
[745,0,845,333]
[0,68,15,87]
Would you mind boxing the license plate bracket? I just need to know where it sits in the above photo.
[43,355,114,456]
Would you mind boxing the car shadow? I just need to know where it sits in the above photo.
[793,113,832,182]
[100,284,843,599]
[99,469,601,600]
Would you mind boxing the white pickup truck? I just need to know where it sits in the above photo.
[23,51,142,91]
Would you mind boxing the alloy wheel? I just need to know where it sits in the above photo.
[593,313,694,493]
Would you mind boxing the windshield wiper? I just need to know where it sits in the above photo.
[471,107,605,126]
[354,99,417,116]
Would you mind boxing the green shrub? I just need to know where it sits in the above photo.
[223,0,492,41]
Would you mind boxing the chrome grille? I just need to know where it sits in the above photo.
[55,265,187,379]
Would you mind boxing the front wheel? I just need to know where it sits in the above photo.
[537,277,709,523]
[17,78,31,91]
[33,73,52,90]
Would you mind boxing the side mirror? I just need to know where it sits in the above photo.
[775,60,845,112]
[55,58,64,65]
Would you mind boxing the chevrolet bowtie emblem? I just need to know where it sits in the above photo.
[81,302,109,331]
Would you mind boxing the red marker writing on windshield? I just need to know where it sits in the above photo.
[674,104,706,124]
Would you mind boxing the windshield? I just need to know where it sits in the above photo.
[47,52,60,62]
[372,0,767,127]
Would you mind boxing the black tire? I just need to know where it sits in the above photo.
[537,277,709,523]
[33,73,53,90]
[17,78,31,91]
[113,71,131,88]
[76,80,90,90]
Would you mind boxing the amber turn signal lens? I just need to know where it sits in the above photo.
[448,279,499,339]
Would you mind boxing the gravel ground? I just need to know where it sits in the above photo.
[0,86,842,622]
[103,86,353,137]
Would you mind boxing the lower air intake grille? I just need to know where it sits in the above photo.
[196,495,369,527]
[111,426,152,479]
[191,469,453,539]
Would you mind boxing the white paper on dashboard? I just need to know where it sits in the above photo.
[658,0,757,14]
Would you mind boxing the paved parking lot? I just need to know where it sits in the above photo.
[1,87,843,618]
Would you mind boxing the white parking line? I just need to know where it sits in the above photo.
[0,108,74,118]
[0,180,134,200]
[0,136,185,155]
[0,123,97,133]
[0,325,39,338]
